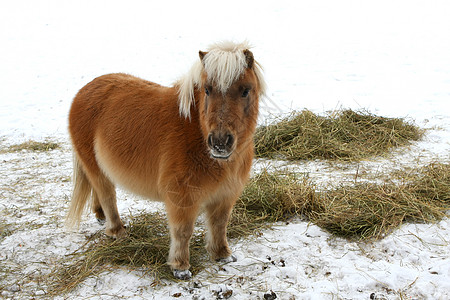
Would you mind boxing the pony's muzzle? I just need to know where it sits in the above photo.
[207,131,235,160]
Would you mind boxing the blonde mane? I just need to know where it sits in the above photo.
[176,41,267,118]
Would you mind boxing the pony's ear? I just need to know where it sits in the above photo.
[199,51,208,62]
[244,49,254,69]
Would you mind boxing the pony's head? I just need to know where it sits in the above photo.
[177,41,267,160]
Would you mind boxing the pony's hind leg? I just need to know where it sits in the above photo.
[91,174,125,238]
[205,199,236,262]
[80,161,125,238]
[92,192,106,225]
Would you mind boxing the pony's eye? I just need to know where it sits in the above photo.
[242,88,250,98]
[205,87,210,96]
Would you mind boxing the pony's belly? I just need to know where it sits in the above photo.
[93,138,162,201]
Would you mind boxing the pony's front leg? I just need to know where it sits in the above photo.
[165,200,199,280]
[205,198,237,262]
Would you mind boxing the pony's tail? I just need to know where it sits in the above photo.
[66,153,92,229]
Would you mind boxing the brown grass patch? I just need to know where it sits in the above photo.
[254,109,424,161]
[4,140,60,152]
[0,219,15,240]
[46,162,449,295]
[47,212,207,295]
[229,170,316,238]
[307,162,449,239]
[46,172,316,295]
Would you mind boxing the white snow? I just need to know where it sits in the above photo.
[1,0,449,299]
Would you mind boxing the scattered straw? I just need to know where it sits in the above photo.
[0,219,14,240]
[47,162,449,295]
[47,212,207,295]
[5,140,59,152]
[308,163,450,239]
[254,109,424,161]
[47,172,315,295]
[229,170,316,238]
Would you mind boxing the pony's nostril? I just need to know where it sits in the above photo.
[208,134,214,148]
[226,134,234,148]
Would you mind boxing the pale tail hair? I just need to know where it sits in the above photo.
[65,153,92,228]
[176,41,267,119]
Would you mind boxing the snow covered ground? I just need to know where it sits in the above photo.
[1,0,449,299]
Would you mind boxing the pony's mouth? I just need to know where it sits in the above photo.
[210,149,233,160]
[207,132,235,160]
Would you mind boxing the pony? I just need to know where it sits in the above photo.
[66,41,266,279]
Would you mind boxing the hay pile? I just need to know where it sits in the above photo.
[47,163,449,294]
[310,163,450,239]
[229,170,316,238]
[254,109,423,160]
[237,163,450,240]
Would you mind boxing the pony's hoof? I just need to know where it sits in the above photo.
[97,218,106,225]
[173,269,192,280]
[216,254,237,263]
[106,226,127,239]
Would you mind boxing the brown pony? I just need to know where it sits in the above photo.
[66,41,266,279]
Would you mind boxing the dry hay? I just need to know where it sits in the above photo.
[254,109,424,161]
[47,212,207,295]
[47,172,316,295]
[46,162,449,295]
[43,104,441,295]
[6,110,442,296]
[312,163,449,239]
[310,162,450,239]
[229,170,316,238]
[3,140,60,153]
